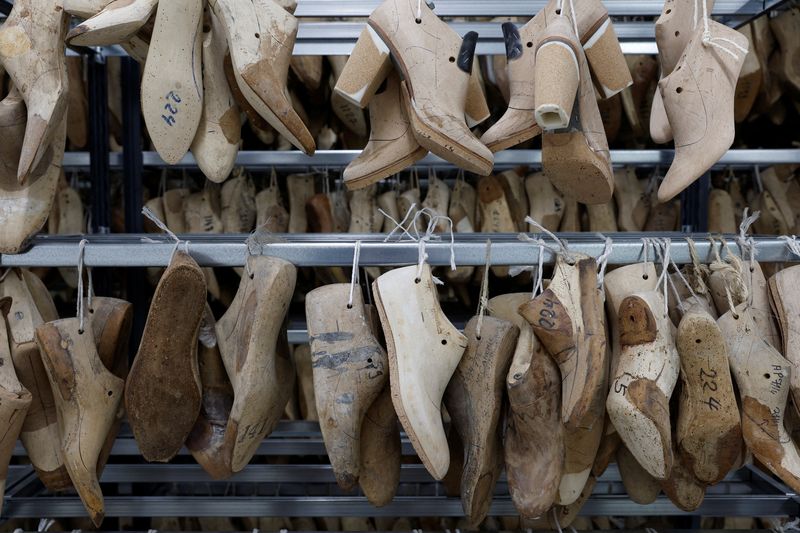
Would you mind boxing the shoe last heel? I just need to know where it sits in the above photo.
[534,18,581,130]
[334,26,393,108]
[582,17,633,98]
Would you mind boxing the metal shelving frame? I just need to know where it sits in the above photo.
[2,0,800,523]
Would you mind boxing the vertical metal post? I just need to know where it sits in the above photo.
[680,172,711,233]
[121,56,147,355]
[88,51,111,295]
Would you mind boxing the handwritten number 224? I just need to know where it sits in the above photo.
[161,91,182,127]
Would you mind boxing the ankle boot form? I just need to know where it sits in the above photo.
[36,319,124,526]
[367,0,493,175]
[675,306,741,485]
[373,264,468,480]
[718,305,800,493]
[489,294,563,520]
[651,0,715,144]
[210,0,316,154]
[541,43,614,205]
[0,0,68,184]
[344,72,427,191]
[216,255,296,472]
[66,0,158,46]
[0,88,67,253]
[141,0,204,165]
[90,297,134,474]
[0,297,32,502]
[359,385,401,507]
[607,291,679,480]
[126,251,206,462]
[481,0,630,151]
[444,316,518,525]
[657,22,748,203]
[306,284,389,490]
[0,269,69,490]
[191,13,241,185]
[186,307,235,479]
[518,254,608,429]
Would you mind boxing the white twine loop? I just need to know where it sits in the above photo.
[475,239,492,340]
[697,0,748,59]
[641,237,651,279]
[596,234,613,289]
[782,235,800,257]
[382,204,456,284]
[142,205,187,263]
[653,238,673,316]
[348,241,362,309]
[416,0,422,21]
[524,216,574,264]
[516,234,548,297]
[737,208,760,306]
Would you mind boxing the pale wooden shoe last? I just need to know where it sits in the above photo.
[0,269,69,490]
[0,88,67,253]
[373,264,468,480]
[66,0,158,47]
[306,284,388,490]
[216,255,296,473]
[63,0,113,17]
[606,291,679,480]
[675,306,741,485]
[526,172,564,232]
[37,319,124,526]
[0,0,69,183]
[718,306,800,493]
[0,297,32,503]
[210,0,315,154]
[617,445,661,505]
[769,265,800,414]
[191,12,241,185]
[141,0,204,165]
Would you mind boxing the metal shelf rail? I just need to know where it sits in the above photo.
[60,149,800,171]
[4,233,800,268]
[2,421,798,518]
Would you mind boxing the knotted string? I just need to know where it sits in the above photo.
[736,208,760,306]
[709,236,744,319]
[475,239,492,340]
[142,205,188,263]
[596,234,613,289]
[382,205,456,284]
[781,235,800,257]
[348,241,362,309]
[652,238,673,316]
[516,234,549,297]
[524,216,574,264]
[697,0,749,59]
